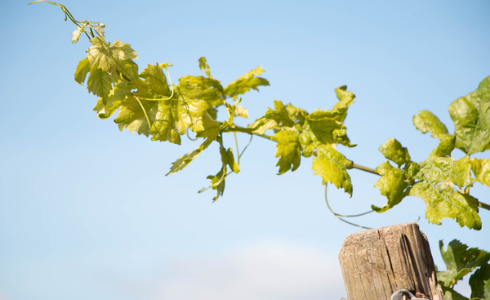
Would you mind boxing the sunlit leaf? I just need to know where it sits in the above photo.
[449,76,490,154]
[471,158,490,188]
[224,66,270,99]
[378,138,411,167]
[410,183,481,229]
[413,110,450,140]
[273,130,301,175]
[312,144,353,196]
[372,168,409,212]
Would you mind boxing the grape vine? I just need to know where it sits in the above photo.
[30,2,490,299]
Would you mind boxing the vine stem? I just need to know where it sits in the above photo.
[229,125,490,212]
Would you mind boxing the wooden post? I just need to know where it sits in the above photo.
[338,222,444,300]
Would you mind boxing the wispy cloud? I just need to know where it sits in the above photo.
[144,240,346,300]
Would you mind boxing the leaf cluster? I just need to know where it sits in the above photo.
[371,77,490,230]
[438,240,490,300]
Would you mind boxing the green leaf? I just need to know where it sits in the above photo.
[198,56,213,78]
[166,136,215,176]
[378,138,411,167]
[285,103,308,126]
[87,37,138,73]
[372,168,409,212]
[150,99,208,144]
[449,76,490,154]
[430,135,456,158]
[74,57,90,85]
[441,286,470,300]
[471,158,490,188]
[71,26,84,44]
[273,130,301,175]
[312,144,353,196]
[224,66,270,99]
[306,110,354,147]
[438,240,490,287]
[417,156,472,189]
[470,263,490,300]
[298,130,316,158]
[177,75,223,107]
[234,106,248,118]
[409,183,481,229]
[265,100,295,127]
[376,161,395,176]
[223,147,240,173]
[93,80,130,119]
[87,67,112,103]
[413,110,450,140]
[332,85,355,123]
[115,95,156,137]
[139,64,171,97]
[207,168,226,202]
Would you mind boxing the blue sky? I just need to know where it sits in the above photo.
[1,0,490,299]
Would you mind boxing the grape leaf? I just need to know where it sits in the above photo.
[372,168,409,212]
[87,37,138,73]
[305,86,356,147]
[471,158,490,188]
[413,110,450,140]
[234,106,248,118]
[115,95,156,136]
[265,100,295,128]
[438,240,490,287]
[285,103,308,126]
[469,263,490,300]
[177,75,223,108]
[74,57,90,85]
[224,66,270,99]
[441,286,470,300]
[430,135,456,158]
[166,136,215,176]
[198,56,212,79]
[332,85,355,123]
[87,67,112,103]
[150,99,208,144]
[71,26,84,44]
[139,64,171,96]
[449,76,490,155]
[273,130,301,175]
[416,156,472,189]
[93,23,105,37]
[312,144,353,196]
[298,130,316,158]
[378,138,411,167]
[409,183,481,229]
[207,168,226,202]
[93,80,130,119]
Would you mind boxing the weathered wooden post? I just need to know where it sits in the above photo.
[338,222,445,300]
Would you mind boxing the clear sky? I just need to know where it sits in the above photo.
[1,0,489,299]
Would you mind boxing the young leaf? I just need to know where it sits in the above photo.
[413,110,450,140]
[94,23,105,37]
[378,138,411,167]
[441,286,470,300]
[198,56,213,79]
[471,158,490,188]
[372,168,409,212]
[332,85,355,123]
[449,76,490,155]
[469,263,490,300]
[177,75,223,108]
[224,66,270,99]
[150,99,208,144]
[166,136,215,176]
[74,57,90,85]
[438,240,490,287]
[430,135,456,158]
[93,80,130,119]
[207,168,226,202]
[87,67,112,103]
[234,106,248,118]
[139,64,171,96]
[312,144,353,196]
[273,130,301,175]
[71,26,84,44]
[115,95,156,136]
[417,156,472,189]
[87,37,138,73]
[410,183,481,230]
